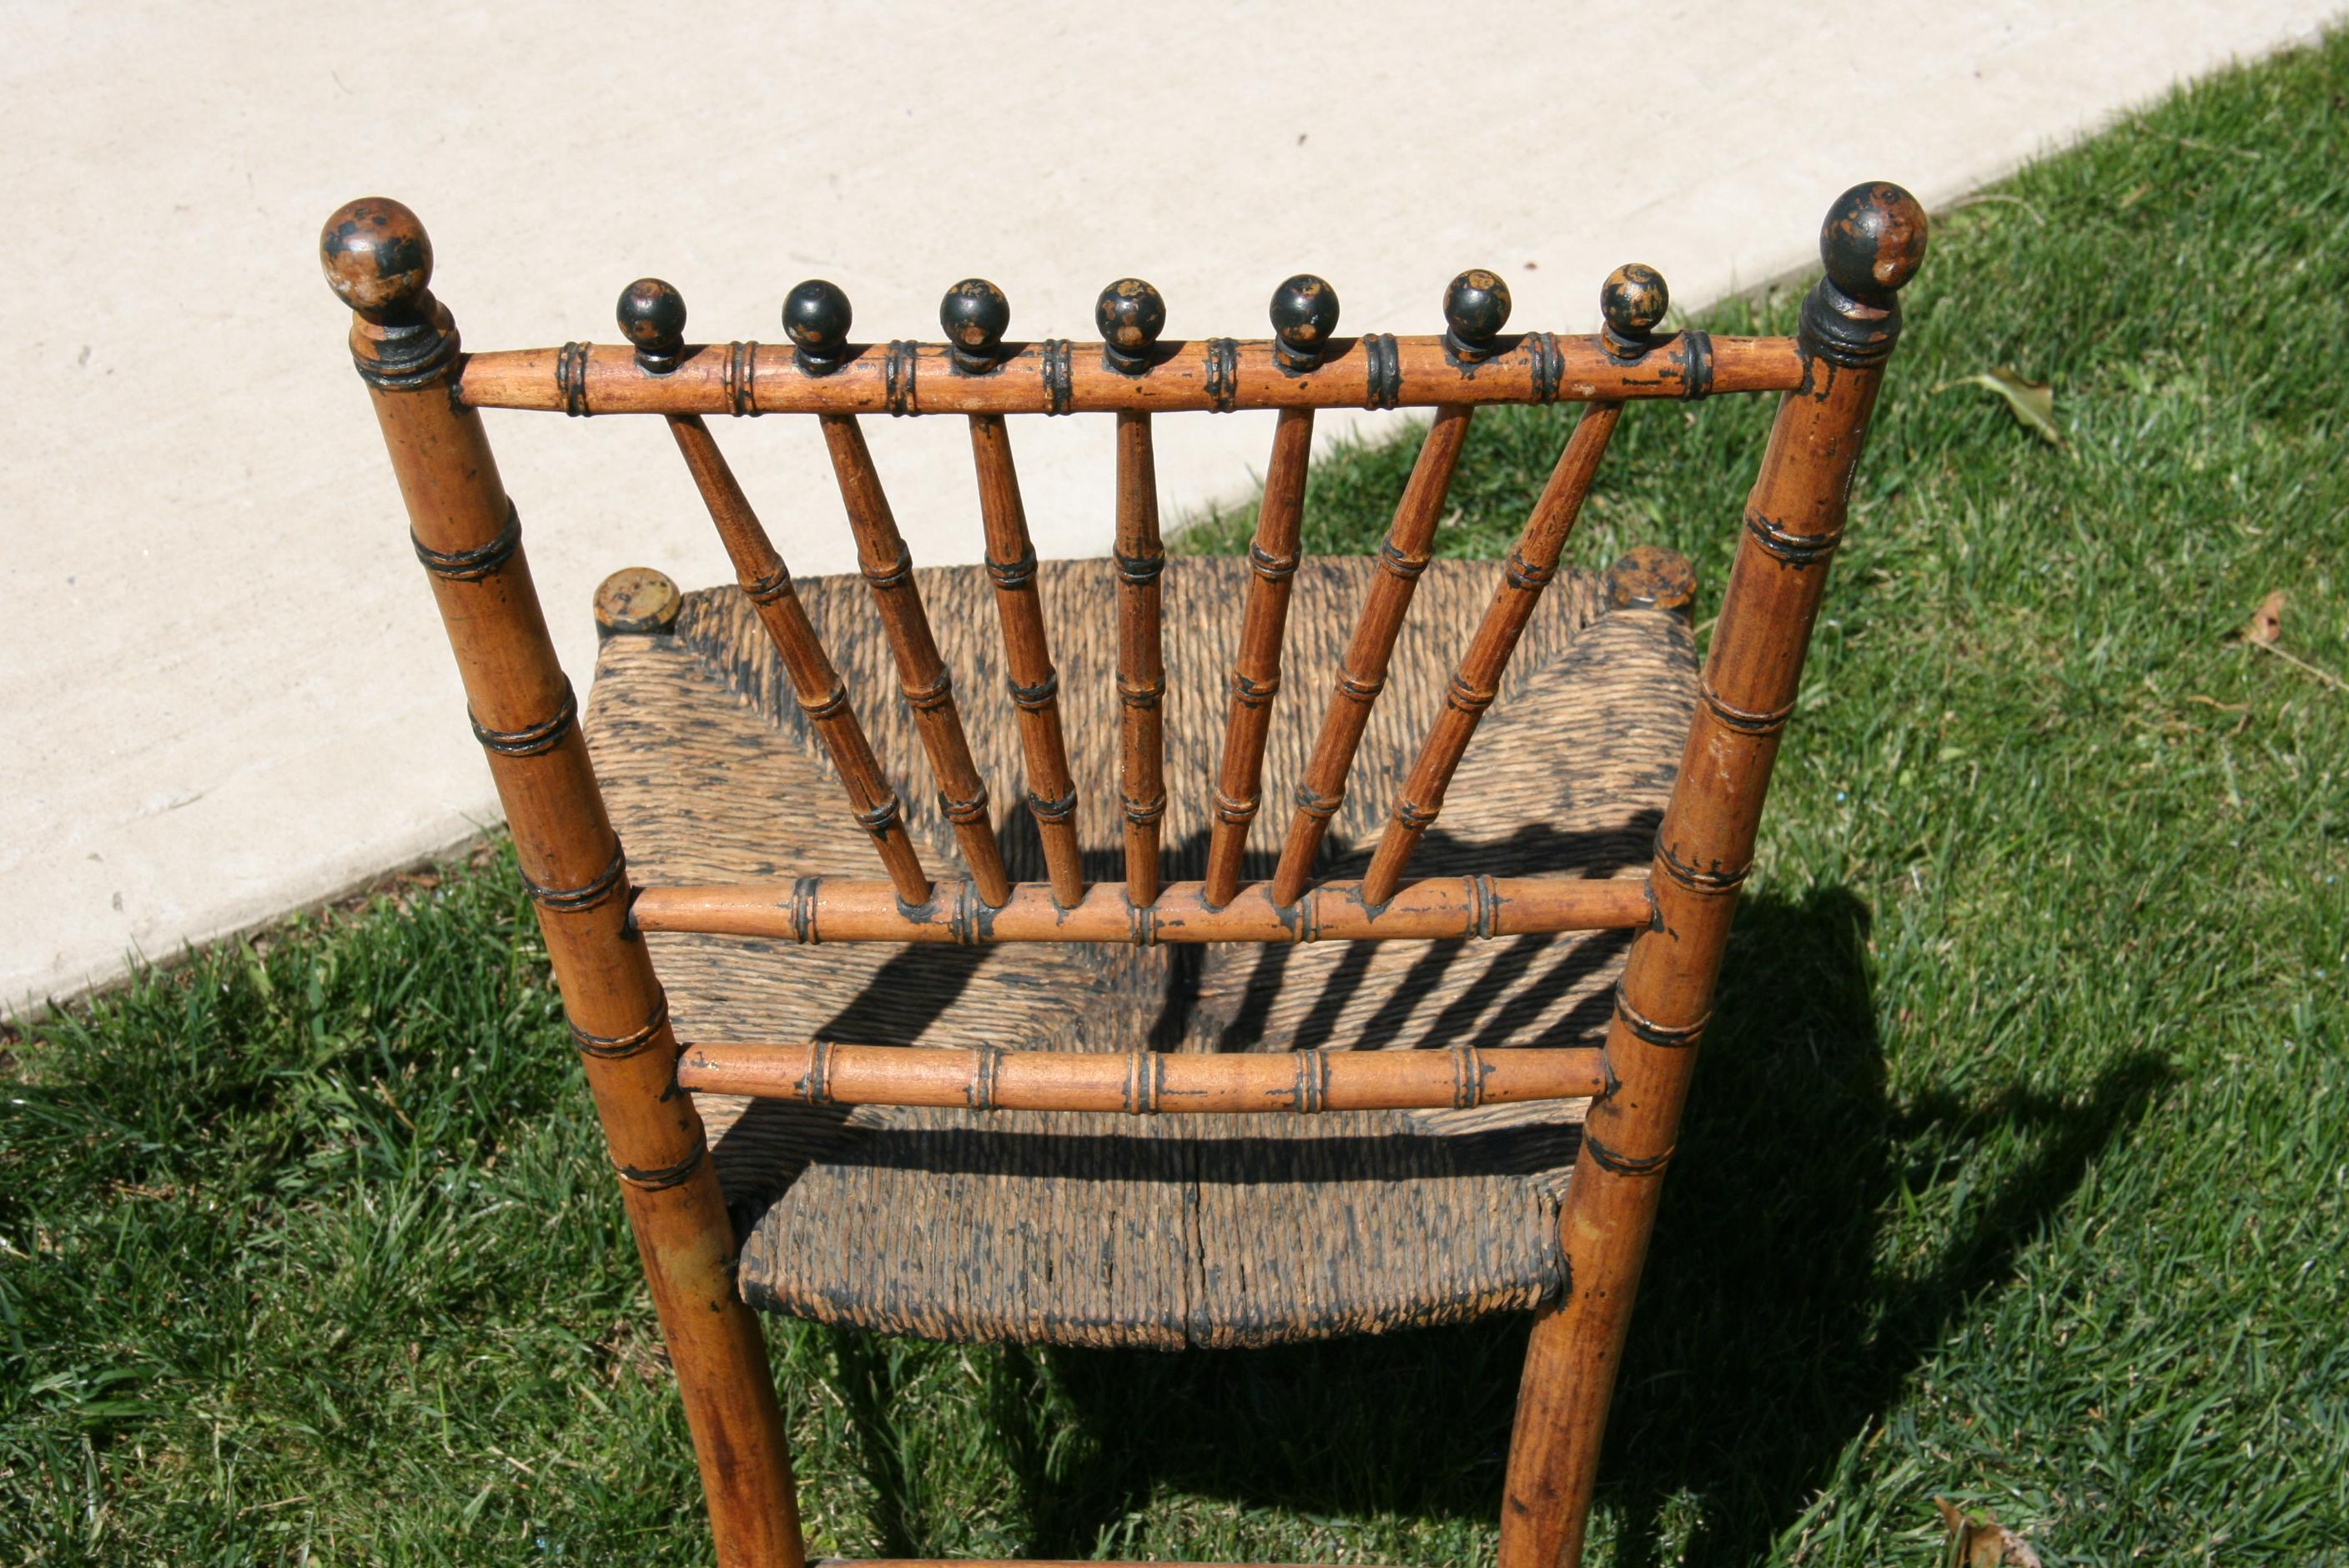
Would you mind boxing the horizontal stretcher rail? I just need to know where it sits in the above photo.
[677,1041,1609,1113]
[458,331,1798,417]
[630,874,1652,945]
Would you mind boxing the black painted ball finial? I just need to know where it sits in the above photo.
[782,279,853,374]
[1443,269,1512,361]
[1096,278,1167,374]
[616,278,688,373]
[940,278,1011,371]
[1819,181,1928,304]
[319,198,434,321]
[1600,263,1669,354]
[1269,274,1340,371]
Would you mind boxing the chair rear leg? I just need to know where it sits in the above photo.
[1497,183,1925,1568]
[322,199,807,1568]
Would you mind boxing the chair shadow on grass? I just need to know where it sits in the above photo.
[813,883,2169,1565]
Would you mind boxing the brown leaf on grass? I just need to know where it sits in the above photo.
[1935,1497,2046,1567]
[1936,369,2063,447]
[2225,588,2346,691]
[2234,588,2286,646]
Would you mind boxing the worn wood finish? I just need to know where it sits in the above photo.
[321,202,805,1568]
[1498,183,1926,1568]
[667,414,931,904]
[458,331,1801,416]
[676,1040,1609,1113]
[818,414,1012,904]
[967,413,1084,902]
[337,183,1923,1568]
[632,873,1650,945]
[1361,400,1622,906]
[1270,405,1474,904]
[1204,406,1314,904]
[1114,410,1167,901]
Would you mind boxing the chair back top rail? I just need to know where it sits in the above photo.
[458,329,1795,417]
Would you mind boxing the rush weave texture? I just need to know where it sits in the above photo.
[586,555,1696,1348]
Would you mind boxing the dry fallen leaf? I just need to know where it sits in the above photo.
[2237,588,2285,646]
[1937,368,2063,447]
[1936,1497,2046,1567]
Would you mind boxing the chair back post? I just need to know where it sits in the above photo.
[320,201,807,1568]
[1499,183,1926,1568]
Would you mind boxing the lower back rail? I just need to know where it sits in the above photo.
[631,874,1652,944]
[678,1040,1607,1113]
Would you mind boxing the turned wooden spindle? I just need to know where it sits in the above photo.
[1501,183,1927,1568]
[1099,278,1171,901]
[1361,264,1658,906]
[944,279,1086,904]
[320,199,804,1568]
[626,279,936,904]
[1203,274,1337,907]
[787,279,1014,905]
[1268,269,1507,904]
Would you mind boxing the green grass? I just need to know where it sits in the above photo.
[9,36,2349,1566]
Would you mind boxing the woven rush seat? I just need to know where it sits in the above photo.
[587,553,1696,1349]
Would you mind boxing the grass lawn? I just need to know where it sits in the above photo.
[8,33,2349,1568]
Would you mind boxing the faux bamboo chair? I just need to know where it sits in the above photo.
[320,181,1925,1568]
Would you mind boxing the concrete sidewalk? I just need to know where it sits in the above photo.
[3,2,2328,1013]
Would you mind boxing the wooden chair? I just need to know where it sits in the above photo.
[319,182,1925,1568]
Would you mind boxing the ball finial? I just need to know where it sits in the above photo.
[1096,278,1166,374]
[1819,181,1927,303]
[616,279,687,372]
[319,198,433,320]
[940,279,1011,371]
[1605,545,1697,616]
[782,279,853,374]
[594,566,683,640]
[1600,263,1669,353]
[1269,274,1340,370]
[1443,269,1512,360]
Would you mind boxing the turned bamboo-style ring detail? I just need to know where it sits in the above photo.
[1443,269,1512,362]
[1269,274,1340,372]
[1803,181,1929,366]
[782,279,853,374]
[939,278,1010,372]
[1096,278,1166,374]
[616,279,688,373]
[1600,264,1668,357]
